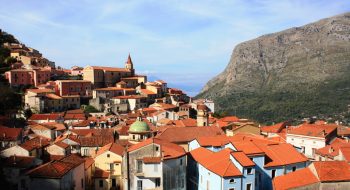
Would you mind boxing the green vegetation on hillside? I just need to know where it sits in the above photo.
[200,74,350,125]
[0,30,22,115]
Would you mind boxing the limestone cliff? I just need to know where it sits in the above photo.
[198,12,350,123]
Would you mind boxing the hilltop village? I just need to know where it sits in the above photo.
[2,41,350,190]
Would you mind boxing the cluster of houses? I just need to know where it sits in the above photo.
[2,49,350,190]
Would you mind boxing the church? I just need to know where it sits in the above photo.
[83,54,135,88]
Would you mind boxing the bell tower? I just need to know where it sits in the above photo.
[125,54,134,74]
[197,104,209,126]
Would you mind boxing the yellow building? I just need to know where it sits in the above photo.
[94,143,125,190]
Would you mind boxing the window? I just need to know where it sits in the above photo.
[155,178,161,187]
[292,166,296,172]
[107,154,110,158]
[81,178,84,188]
[99,180,103,187]
[112,178,116,187]
[136,160,143,173]
[180,159,183,165]
[247,167,253,174]
[272,169,276,179]
[156,146,159,151]
[229,179,235,184]
[110,163,114,171]
[246,183,252,190]
[137,180,142,190]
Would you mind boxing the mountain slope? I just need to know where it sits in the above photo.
[197,12,350,124]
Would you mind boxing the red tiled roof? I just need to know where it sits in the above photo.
[26,160,74,178]
[64,113,86,120]
[42,122,66,131]
[29,114,63,121]
[273,168,319,190]
[231,151,255,167]
[315,138,350,158]
[313,161,350,182]
[95,143,125,157]
[173,118,197,127]
[128,138,186,160]
[112,95,144,99]
[287,123,338,138]
[54,141,69,149]
[20,136,50,151]
[259,143,308,167]
[140,89,157,95]
[84,157,95,170]
[156,127,224,143]
[189,148,242,177]
[45,93,62,100]
[220,116,240,123]
[89,66,130,72]
[0,126,22,141]
[261,122,288,133]
[143,157,162,164]
[196,135,231,147]
[94,169,110,178]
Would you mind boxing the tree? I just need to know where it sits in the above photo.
[84,105,99,113]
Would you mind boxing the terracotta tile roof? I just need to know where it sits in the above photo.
[94,87,134,91]
[72,120,91,127]
[261,122,289,133]
[95,143,125,157]
[173,118,197,127]
[156,127,224,143]
[3,155,36,168]
[315,138,350,158]
[60,154,85,167]
[30,124,56,131]
[150,103,177,110]
[143,157,162,164]
[26,154,84,179]
[42,122,66,131]
[259,143,308,167]
[231,141,265,156]
[140,89,157,95]
[89,66,130,72]
[84,157,95,170]
[287,123,338,138]
[20,136,50,151]
[273,168,319,190]
[26,160,74,178]
[337,126,350,136]
[189,148,242,177]
[196,135,231,147]
[45,93,62,100]
[127,138,186,160]
[69,129,113,137]
[29,114,63,121]
[54,141,69,149]
[94,169,109,178]
[0,126,22,141]
[64,113,86,120]
[313,161,350,182]
[80,136,114,147]
[220,116,240,123]
[231,151,255,167]
[56,80,91,83]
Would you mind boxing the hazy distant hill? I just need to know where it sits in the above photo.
[197,12,350,124]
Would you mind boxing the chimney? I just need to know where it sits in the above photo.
[322,130,326,137]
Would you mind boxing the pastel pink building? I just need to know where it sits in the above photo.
[55,80,92,97]
[5,68,51,87]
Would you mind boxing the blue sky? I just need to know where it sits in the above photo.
[1,0,349,96]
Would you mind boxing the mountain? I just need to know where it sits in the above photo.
[197,12,350,124]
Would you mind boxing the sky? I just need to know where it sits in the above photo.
[0,0,349,96]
